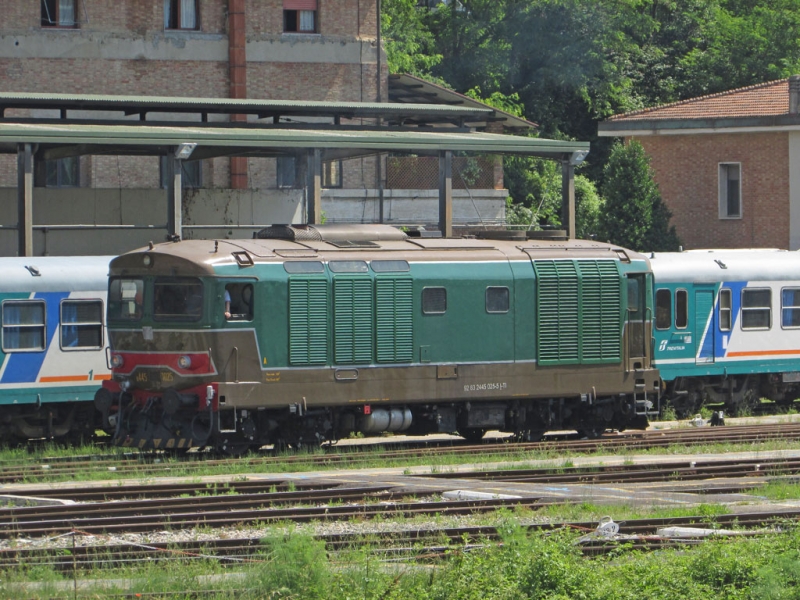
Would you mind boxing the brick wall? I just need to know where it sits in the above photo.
[635,132,790,249]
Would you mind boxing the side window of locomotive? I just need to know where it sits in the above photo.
[781,288,800,328]
[328,260,369,273]
[655,289,671,330]
[61,300,103,350]
[283,261,324,274]
[422,287,447,315]
[224,283,254,321]
[154,277,203,321]
[486,287,509,313]
[741,288,771,330]
[108,278,144,321]
[627,278,641,317]
[719,288,732,331]
[2,300,46,352]
[371,260,410,273]
[675,289,688,329]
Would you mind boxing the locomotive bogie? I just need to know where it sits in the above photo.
[102,225,660,451]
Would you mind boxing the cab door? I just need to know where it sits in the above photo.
[626,274,648,370]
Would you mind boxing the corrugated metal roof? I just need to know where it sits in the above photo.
[0,122,587,159]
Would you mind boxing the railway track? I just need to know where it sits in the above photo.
[3,422,800,484]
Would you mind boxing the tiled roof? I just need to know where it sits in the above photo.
[607,78,789,122]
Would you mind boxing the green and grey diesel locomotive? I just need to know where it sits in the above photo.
[94,224,660,453]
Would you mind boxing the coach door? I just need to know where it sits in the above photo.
[694,288,715,364]
[626,274,647,369]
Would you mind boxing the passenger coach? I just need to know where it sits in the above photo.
[95,225,660,453]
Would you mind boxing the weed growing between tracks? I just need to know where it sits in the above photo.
[5,523,800,598]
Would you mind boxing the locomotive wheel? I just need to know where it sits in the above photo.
[577,428,605,440]
[218,439,254,457]
[514,429,545,443]
[459,428,486,443]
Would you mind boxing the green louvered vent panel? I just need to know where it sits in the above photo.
[375,278,413,363]
[289,278,329,365]
[334,277,374,364]
[534,259,622,365]
[577,260,621,362]
[535,261,579,364]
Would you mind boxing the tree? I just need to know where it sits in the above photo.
[599,140,680,251]
[382,0,442,76]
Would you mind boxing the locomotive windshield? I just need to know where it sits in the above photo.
[108,278,144,321]
[153,277,203,321]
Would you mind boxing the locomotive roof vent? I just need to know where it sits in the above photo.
[255,224,408,243]
[526,230,568,241]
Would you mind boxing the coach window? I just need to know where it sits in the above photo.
[741,288,771,330]
[154,278,203,322]
[108,278,144,321]
[61,300,103,350]
[655,289,671,330]
[675,289,688,329]
[42,0,77,27]
[782,288,800,328]
[164,0,198,30]
[422,287,447,315]
[719,289,732,331]
[486,287,509,313]
[2,301,46,352]
[224,284,253,321]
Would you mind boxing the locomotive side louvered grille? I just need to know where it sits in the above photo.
[534,259,621,366]
[334,278,374,364]
[289,278,329,365]
[376,277,413,363]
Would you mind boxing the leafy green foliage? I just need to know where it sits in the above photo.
[599,140,681,251]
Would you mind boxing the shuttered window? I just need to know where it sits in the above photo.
[289,278,329,365]
[333,278,373,364]
[534,259,621,366]
[376,278,413,363]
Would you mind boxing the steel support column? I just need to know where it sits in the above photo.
[561,160,576,240]
[167,157,183,240]
[438,150,453,238]
[17,143,33,256]
[307,149,322,224]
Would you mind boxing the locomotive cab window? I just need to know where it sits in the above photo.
[675,289,688,329]
[422,287,447,314]
[781,288,800,328]
[61,300,103,350]
[108,278,144,321]
[719,288,732,331]
[224,283,254,321]
[2,300,46,352]
[154,278,203,321]
[486,287,509,313]
[655,289,671,330]
[741,288,771,330]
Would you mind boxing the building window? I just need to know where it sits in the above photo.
[422,287,446,314]
[655,289,671,330]
[719,288,732,331]
[61,300,103,350]
[283,0,317,33]
[782,288,800,328]
[741,288,771,330]
[675,289,688,329]
[277,156,298,188]
[323,160,342,188]
[160,158,202,189]
[2,301,46,352]
[164,0,198,30]
[42,0,77,27]
[36,157,79,188]
[719,163,741,219]
[486,287,509,313]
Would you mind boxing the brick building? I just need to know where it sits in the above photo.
[0,1,516,254]
[598,76,800,250]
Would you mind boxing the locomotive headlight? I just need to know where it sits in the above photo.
[110,354,124,368]
[142,254,152,267]
[178,355,192,369]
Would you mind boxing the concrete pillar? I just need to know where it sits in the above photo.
[167,157,183,240]
[17,143,33,257]
[438,150,453,238]
[307,149,322,224]
[561,160,576,239]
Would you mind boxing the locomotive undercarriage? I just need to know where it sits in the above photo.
[0,402,96,445]
[98,389,647,453]
[665,374,800,418]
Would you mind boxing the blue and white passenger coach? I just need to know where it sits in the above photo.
[0,256,112,442]
[651,250,800,415]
